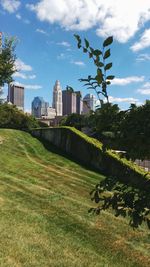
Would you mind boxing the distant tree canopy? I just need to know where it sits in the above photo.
[60,113,86,130]
[62,101,150,160]
[120,101,150,160]
[0,103,44,130]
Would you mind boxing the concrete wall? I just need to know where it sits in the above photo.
[31,127,150,191]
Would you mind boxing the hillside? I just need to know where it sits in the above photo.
[0,129,150,267]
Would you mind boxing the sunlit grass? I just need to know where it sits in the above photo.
[0,129,150,267]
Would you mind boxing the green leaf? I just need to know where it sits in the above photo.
[83,48,88,53]
[106,81,111,85]
[102,82,106,92]
[94,59,99,66]
[89,52,92,58]
[104,62,112,71]
[103,36,113,47]
[88,76,95,81]
[74,34,82,49]
[83,83,91,86]
[103,49,111,59]
[84,38,89,48]
[89,47,94,53]
[79,78,88,82]
[93,49,102,56]
[106,75,115,80]
[74,34,80,42]
[87,87,94,90]
[96,68,103,85]
[97,62,104,67]
[77,42,81,49]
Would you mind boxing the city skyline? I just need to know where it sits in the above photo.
[1,0,150,112]
[31,80,96,121]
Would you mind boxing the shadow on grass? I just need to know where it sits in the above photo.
[33,136,150,229]
[36,136,104,174]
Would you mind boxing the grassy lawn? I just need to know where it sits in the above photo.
[0,129,150,267]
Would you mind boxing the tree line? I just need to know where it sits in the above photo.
[61,101,150,160]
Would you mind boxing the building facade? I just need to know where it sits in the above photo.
[8,84,24,110]
[82,94,96,114]
[52,80,62,116]
[75,91,83,114]
[62,90,77,115]
[32,97,49,118]
[42,107,56,119]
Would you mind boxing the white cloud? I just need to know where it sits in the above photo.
[57,41,71,47]
[111,76,145,86]
[1,0,20,13]
[130,29,150,52]
[15,58,32,72]
[137,82,150,95]
[15,14,30,24]
[26,0,150,43]
[14,59,36,81]
[26,3,35,11]
[136,53,150,61]
[16,13,21,19]
[36,28,48,35]
[57,52,72,60]
[143,82,150,88]
[24,84,42,90]
[13,82,42,90]
[13,72,36,80]
[137,88,150,95]
[71,60,85,66]
[108,96,139,103]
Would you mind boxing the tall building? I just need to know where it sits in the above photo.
[82,94,97,114]
[32,97,49,118]
[62,90,77,115]
[75,91,83,114]
[8,84,24,110]
[52,80,62,116]
[44,107,56,119]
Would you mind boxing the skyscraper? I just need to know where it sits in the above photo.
[32,97,49,118]
[82,94,97,114]
[8,84,24,111]
[62,90,77,115]
[75,91,83,114]
[52,80,62,116]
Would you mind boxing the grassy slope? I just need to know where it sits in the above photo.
[0,129,150,267]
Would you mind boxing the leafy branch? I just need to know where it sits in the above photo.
[89,176,150,229]
[74,35,115,105]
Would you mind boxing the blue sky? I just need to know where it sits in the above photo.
[0,0,150,112]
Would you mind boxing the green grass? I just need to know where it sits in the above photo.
[0,129,150,267]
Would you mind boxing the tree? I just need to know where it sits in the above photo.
[0,103,40,130]
[120,101,150,160]
[74,35,114,105]
[95,103,120,134]
[60,113,86,130]
[0,35,17,89]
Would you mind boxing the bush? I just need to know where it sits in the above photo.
[0,103,40,130]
